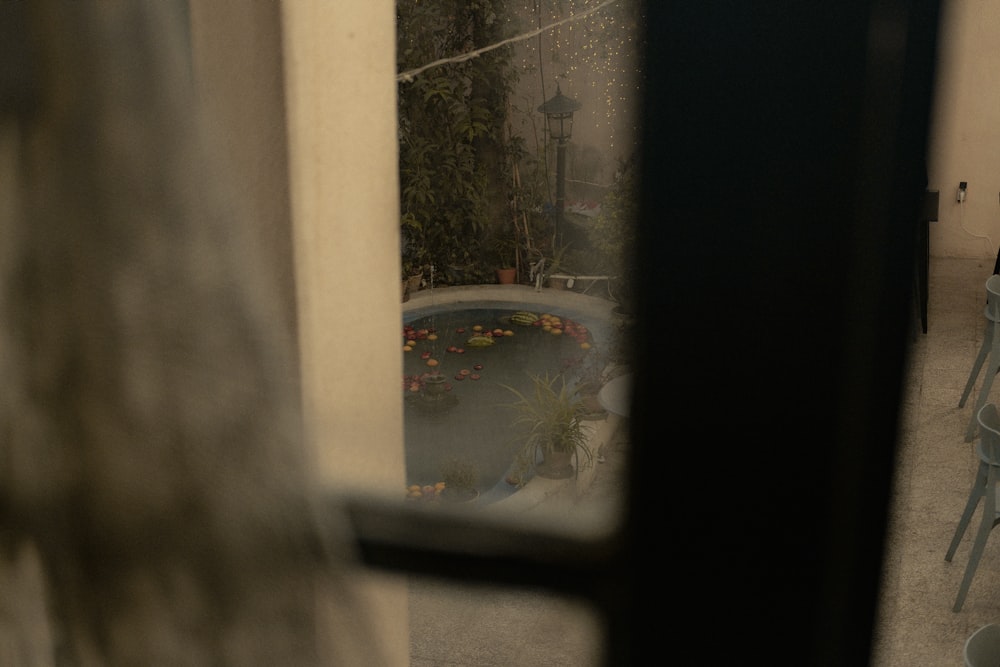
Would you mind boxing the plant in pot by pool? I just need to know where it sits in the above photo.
[501,372,593,482]
[491,235,519,284]
[439,457,479,503]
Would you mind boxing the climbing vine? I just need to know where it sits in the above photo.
[397,0,540,284]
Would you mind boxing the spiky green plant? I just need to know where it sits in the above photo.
[500,372,593,480]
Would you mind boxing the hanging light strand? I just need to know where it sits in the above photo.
[396,0,620,83]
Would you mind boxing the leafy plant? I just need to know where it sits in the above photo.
[439,457,479,502]
[501,372,593,481]
[587,156,639,307]
[397,0,528,281]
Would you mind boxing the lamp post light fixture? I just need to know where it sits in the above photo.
[538,84,581,248]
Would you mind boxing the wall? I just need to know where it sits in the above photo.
[929,0,1000,259]
[193,1,409,664]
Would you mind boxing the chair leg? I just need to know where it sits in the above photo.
[967,354,1000,442]
[953,477,998,612]
[947,463,988,562]
[961,323,993,407]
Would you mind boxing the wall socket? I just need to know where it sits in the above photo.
[958,181,968,202]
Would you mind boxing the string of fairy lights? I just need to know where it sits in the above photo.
[397,0,642,178]
[508,0,641,158]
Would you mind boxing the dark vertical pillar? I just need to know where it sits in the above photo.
[555,139,567,247]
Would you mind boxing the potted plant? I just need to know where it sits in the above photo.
[491,234,519,284]
[439,457,480,503]
[533,241,577,290]
[402,259,424,294]
[501,372,593,481]
[401,218,427,293]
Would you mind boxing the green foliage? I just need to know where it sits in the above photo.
[440,457,478,493]
[588,156,639,275]
[587,156,639,308]
[501,372,593,479]
[397,0,533,279]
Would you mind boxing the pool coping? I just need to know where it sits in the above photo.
[402,284,627,514]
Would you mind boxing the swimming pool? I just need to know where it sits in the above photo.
[402,286,619,504]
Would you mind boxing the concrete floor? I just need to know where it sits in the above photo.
[407,414,627,667]
[405,256,1000,665]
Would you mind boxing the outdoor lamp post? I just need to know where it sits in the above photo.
[538,85,581,248]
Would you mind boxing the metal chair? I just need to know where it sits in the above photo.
[960,274,1000,442]
[946,403,1000,611]
[964,623,1000,666]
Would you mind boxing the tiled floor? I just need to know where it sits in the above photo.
[872,255,1000,665]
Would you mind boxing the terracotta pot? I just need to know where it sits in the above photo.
[496,267,517,284]
[535,449,575,479]
[548,276,569,290]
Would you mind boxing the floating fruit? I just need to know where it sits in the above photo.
[492,328,504,336]
[503,330,514,336]
[470,373,481,380]
[472,324,483,332]
[466,335,494,347]
[473,364,483,370]
[456,327,466,333]
[420,351,431,359]
[510,311,539,325]
[580,342,591,349]
[427,334,438,340]
[454,374,465,380]
[404,345,413,352]
[426,358,439,367]
[459,369,471,376]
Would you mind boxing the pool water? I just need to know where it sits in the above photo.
[402,306,603,503]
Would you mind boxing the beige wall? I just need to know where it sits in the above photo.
[928,0,1000,259]
[191,1,408,664]
[280,3,410,666]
